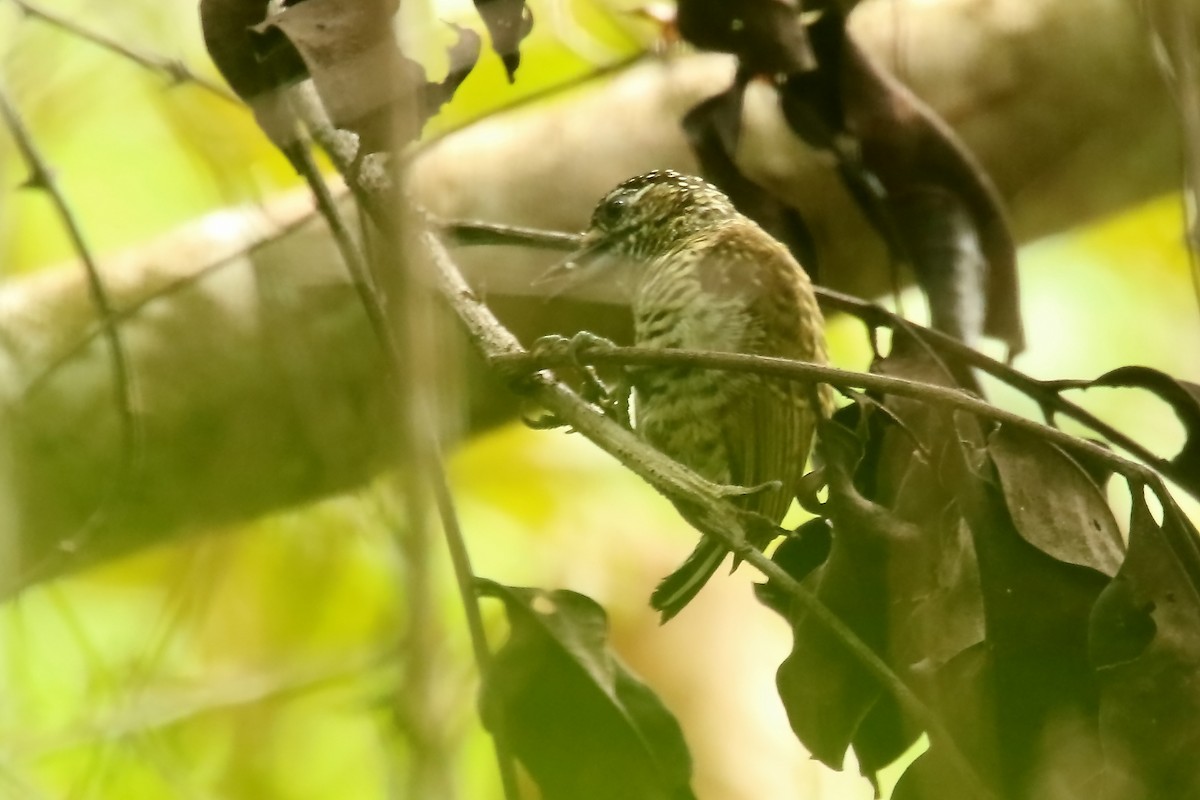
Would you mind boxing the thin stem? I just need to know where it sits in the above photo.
[0,79,141,562]
[288,145,366,285]
[1144,0,1200,312]
[9,0,241,105]
[19,200,321,404]
[423,229,997,800]
[498,343,1157,486]
[435,217,578,251]
[293,82,518,795]
[812,287,1176,481]
[429,455,522,800]
[435,217,583,250]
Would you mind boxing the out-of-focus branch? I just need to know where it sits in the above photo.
[0,0,1192,596]
[9,0,240,103]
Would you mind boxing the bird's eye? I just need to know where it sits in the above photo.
[593,196,628,230]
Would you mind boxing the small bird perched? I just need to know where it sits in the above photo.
[540,170,831,620]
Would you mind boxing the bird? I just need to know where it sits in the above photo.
[538,169,831,620]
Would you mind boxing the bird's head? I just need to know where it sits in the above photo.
[535,170,738,295]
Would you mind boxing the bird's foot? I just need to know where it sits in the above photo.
[530,331,617,363]
[531,332,631,427]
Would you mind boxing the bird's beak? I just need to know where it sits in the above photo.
[532,230,619,297]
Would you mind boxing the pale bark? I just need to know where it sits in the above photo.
[0,0,1185,595]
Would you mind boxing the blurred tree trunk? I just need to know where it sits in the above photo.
[0,0,1185,596]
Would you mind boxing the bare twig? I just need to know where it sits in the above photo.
[9,0,241,105]
[807,288,1180,483]
[0,80,141,562]
[437,218,582,250]
[496,342,1159,487]
[1144,0,1200,308]
[423,229,997,800]
[429,454,522,800]
[18,200,322,404]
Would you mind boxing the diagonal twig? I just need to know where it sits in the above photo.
[9,0,241,105]
[0,79,142,561]
[496,341,1160,488]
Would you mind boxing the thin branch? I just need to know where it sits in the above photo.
[288,144,366,285]
[1144,0,1200,309]
[423,229,997,800]
[284,82,517,793]
[436,217,582,250]
[435,217,579,251]
[18,200,322,404]
[435,217,1190,495]
[0,79,141,562]
[430,454,522,800]
[9,0,241,105]
[496,342,1159,487]
[809,288,1180,485]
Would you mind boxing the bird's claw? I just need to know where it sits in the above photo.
[531,332,630,428]
[530,331,617,364]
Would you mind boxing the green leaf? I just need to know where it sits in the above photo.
[1089,487,1200,797]
[477,580,694,800]
[988,425,1123,576]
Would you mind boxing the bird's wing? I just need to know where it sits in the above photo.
[689,220,827,524]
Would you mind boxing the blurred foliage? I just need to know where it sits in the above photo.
[2,0,1200,797]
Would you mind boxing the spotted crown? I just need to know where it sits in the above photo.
[587,170,740,261]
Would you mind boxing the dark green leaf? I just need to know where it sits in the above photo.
[893,644,1001,800]
[774,419,901,769]
[775,333,984,781]
[477,580,694,800]
[200,0,278,100]
[199,0,300,146]
[682,79,821,276]
[1089,487,1200,798]
[988,425,1124,577]
[952,422,1110,794]
[779,3,1024,353]
[755,516,832,615]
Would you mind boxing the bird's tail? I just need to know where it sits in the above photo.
[650,538,728,622]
